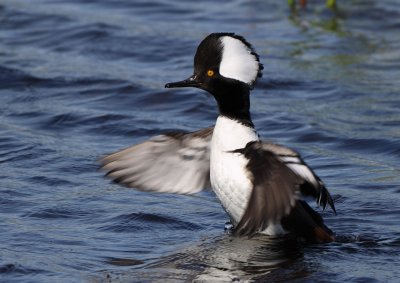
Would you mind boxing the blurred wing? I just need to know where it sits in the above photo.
[100,127,213,194]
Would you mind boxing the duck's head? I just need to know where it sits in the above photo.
[165,33,263,96]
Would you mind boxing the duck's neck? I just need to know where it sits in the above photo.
[211,80,254,128]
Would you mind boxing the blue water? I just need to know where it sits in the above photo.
[1,0,399,282]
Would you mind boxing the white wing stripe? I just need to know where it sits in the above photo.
[286,163,318,186]
[280,156,302,164]
[278,155,319,186]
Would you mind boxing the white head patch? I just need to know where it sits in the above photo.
[219,36,260,85]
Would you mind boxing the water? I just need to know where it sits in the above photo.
[0,0,399,282]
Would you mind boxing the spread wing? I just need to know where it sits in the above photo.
[100,127,213,194]
[233,141,336,237]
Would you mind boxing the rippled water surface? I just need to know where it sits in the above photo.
[1,0,399,282]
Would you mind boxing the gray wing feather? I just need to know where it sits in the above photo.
[100,127,213,194]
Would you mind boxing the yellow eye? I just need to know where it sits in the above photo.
[207,70,214,77]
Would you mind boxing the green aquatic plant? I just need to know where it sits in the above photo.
[326,0,337,9]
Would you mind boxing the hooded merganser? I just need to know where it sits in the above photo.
[101,33,336,242]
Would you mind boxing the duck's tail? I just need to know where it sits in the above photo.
[282,200,335,243]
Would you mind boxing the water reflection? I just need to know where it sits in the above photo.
[122,234,306,282]
[99,229,400,282]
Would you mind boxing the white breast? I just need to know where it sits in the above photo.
[210,116,259,225]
